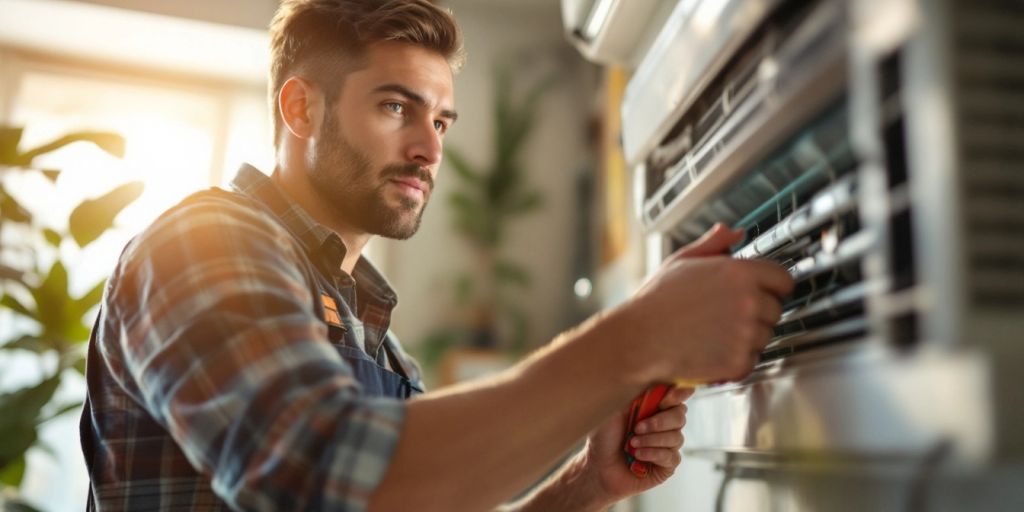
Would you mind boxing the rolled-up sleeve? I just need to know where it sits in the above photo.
[104,196,404,511]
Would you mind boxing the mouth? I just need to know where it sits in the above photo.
[389,177,428,198]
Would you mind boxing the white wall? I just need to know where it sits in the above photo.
[378,2,600,353]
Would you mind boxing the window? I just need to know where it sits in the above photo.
[0,50,272,511]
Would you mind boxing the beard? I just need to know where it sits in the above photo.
[308,110,433,240]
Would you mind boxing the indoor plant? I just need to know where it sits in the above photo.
[0,126,140,511]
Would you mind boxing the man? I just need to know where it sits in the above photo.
[80,1,793,510]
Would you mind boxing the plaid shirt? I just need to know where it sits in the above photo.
[81,164,423,511]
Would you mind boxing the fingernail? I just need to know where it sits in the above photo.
[631,437,641,447]
[634,422,647,434]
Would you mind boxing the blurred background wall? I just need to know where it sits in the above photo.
[378,0,601,367]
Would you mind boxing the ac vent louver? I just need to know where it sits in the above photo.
[955,1,1024,309]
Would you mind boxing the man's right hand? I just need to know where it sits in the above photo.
[619,223,795,386]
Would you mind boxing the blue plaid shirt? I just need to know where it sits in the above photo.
[80,164,422,511]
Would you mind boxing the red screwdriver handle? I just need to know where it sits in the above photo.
[622,383,672,478]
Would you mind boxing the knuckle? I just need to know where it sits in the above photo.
[739,295,758,318]
[673,406,687,425]
[731,262,749,281]
[645,417,660,432]
[720,260,743,281]
[671,431,685,446]
[672,405,686,421]
[736,323,757,344]
[654,415,666,430]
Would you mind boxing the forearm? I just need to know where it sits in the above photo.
[498,451,610,512]
[369,308,647,512]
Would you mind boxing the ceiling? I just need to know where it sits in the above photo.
[0,0,270,84]
[70,0,280,30]
[70,0,559,30]
[0,0,564,86]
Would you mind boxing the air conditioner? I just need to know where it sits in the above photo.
[561,0,674,66]
[604,0,1024,475]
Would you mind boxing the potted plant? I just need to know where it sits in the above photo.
[416,65,555,384]
[0,126,141,511]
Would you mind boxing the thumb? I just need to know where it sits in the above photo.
[671,223,744,259]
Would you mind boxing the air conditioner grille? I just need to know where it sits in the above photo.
[955,1,1024,309]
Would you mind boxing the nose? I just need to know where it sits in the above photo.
[405,117,443,168]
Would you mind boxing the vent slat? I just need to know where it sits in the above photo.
[956,0,1024,310]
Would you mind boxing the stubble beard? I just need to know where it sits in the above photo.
[308,111,432,240]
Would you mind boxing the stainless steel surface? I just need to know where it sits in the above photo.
[621,0,779,167]
[685,343,993,466]
[561,0,670,65]
[639,0,848,236]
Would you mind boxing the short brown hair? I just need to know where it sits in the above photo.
[268,0,465,143]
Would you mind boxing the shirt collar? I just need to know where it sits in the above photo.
[229,164,397,304]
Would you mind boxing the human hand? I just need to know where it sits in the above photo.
[578,386,695,505]
[617,223,794,385]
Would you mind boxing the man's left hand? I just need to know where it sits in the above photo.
[580,385,694,504]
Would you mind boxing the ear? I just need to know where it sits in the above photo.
[278,76,324,140]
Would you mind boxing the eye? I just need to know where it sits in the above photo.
[433,120,448,133]
[383,102,404,115]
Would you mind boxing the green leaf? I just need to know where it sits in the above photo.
[30,261,68,338]
[68,181,144,247]
[0,374,62,468]
[63,320,91,345]
[494,260,530,288]
[42,228,63,248]
[0,189,32,224]
[447,191,484,217]
[0,455,26,488]
[0,372,62,429]
[0,337,50,354]
[0,425,37,471]
[503,189,544,215]
[13,131,125,166]
[451,206,499,248]
[448,192,494,245]
[414,328,464,370]
[443,147,481,184]
[0,294,36,321]
[452,214,483,244]
[33,440,57,461]
[454,273,475,306]
[58,350,86,373]
[2,497,44,512]
[0,265,25,285]
[39,401,82,425]
[25,259,92,344]
[0,127,25,165]
[74,279,106,317]
[72,356,87,376]
[501,303,530,355]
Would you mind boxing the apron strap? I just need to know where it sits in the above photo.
[381,334,413,381]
